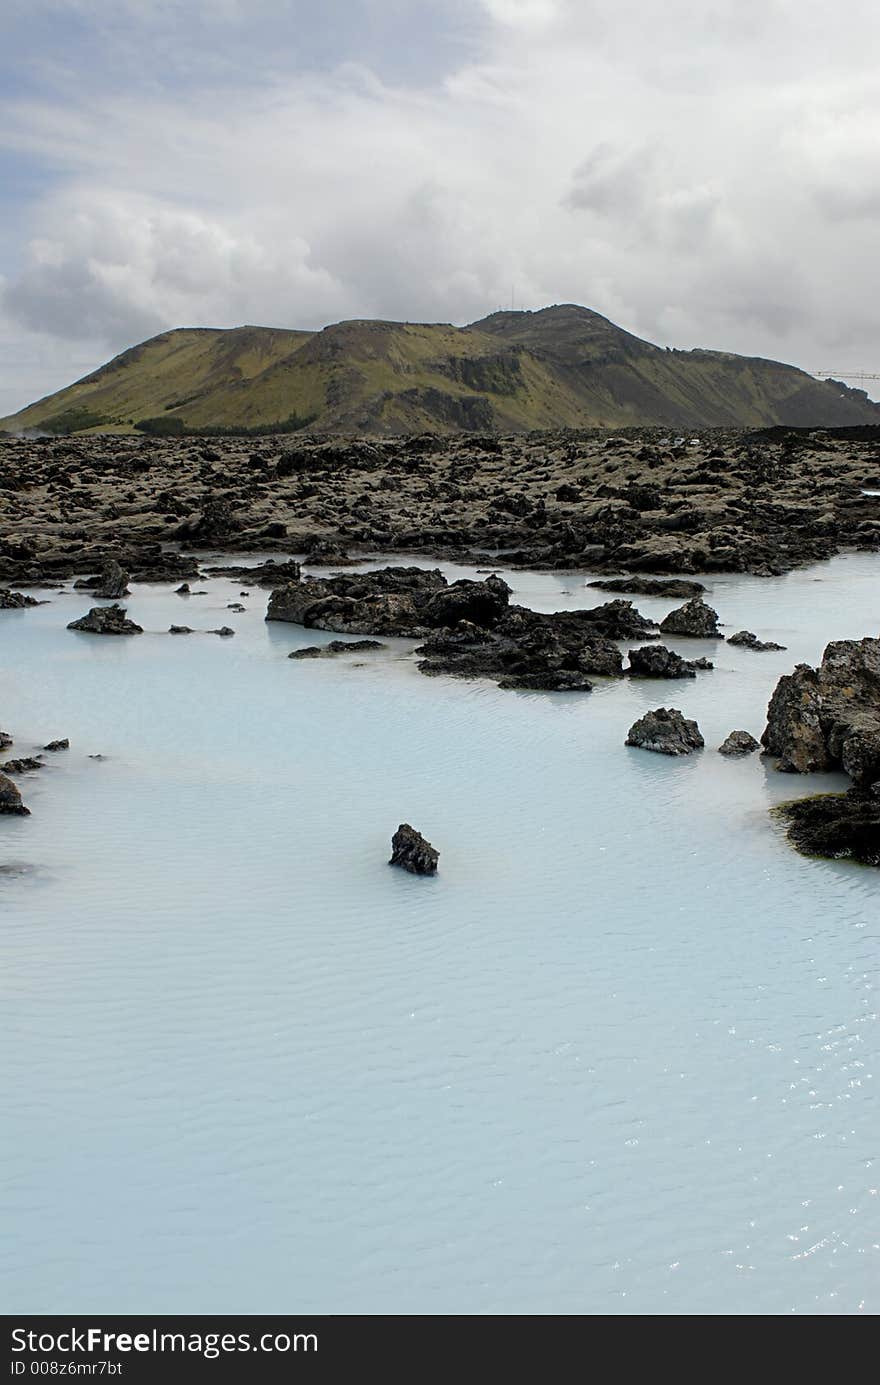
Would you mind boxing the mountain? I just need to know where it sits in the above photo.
[3,304,878,435]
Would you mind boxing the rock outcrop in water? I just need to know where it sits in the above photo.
[762,638,880,781]
[727,630,786,652]
[625,707,704,755]
[289,639,386,659]
[764,637,880,864]
[267,565,643,690]
[267,566,449,637]
[588,577,706,598]
[775,789,880,866]
[94,560,130,599]
[0,770,29,815]
[718,730,761,756]
[659,597,723,638]
[0,588,40,608]
[626,645,713,679]
[67,604,143,635]
[390,823,439,875]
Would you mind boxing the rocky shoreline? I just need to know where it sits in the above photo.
[1,426,879,587]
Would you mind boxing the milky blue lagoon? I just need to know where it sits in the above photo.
[1,552,878,1315]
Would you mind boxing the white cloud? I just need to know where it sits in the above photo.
[2,0,880,410]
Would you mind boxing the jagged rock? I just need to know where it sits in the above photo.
[582,599,657,640]
[0,588,39,608]
[762,638,880,782]
[417,609,622,687]
[389,823,439,875]
[43,738,69,751]
[718,730,761,756]
[0,770,29,815]
[775,788,880,866]
[0,731,13,749]
[266,566,446,636]
[289,639,386,659]
[1,757,43,773]
[169,625,194,634]
[497,670,594,691]
[67,604,143,635]
[205,559,302,586]
[421,574,510,629]
[302,544,355,565]
[625,707,704,755]
[659,597,723,638]
[588,577,706,598]
[94,560,130,599]
[626,645,710,679]
[728,630,786,651]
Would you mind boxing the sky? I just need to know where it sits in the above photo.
[1,0,879,415]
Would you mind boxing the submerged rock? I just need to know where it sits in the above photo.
[762,637,880,782]
[1,757,43,774]
[775,788,880,866]
[210,626,235,637]
[0,588,40,608]
[68,604,143,635]
[289,639,386,659]
[498,669,594,691]
[718,730,761,757]
[43,738,69,751]
[389,823,439,875]
[659,597,722,638]
[728,630,786,651]
[626,644,712,679]
[0,771,29,816]
[626,707,704,756]
[169,625,194,634]
[588,577,706,598]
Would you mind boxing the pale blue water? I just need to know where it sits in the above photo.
[1,551,878,1316]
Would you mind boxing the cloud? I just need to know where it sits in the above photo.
[2,0,880,411]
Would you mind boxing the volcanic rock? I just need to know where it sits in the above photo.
[389,823,439,876]
[0,588,39,608]
[289,639,386,659]
[659,598,723,638]
[775,788,880,866]
[626,645,712,679]
[727,630,787,651]
[625,707,704,755]
[0,770,29,815]
[718,730,761,756]
[67,604,143,635]
[94,560,130,599]
[762,637,880,782]
[588,577,706,598]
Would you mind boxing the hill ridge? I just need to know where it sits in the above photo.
[3,305,878,435]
